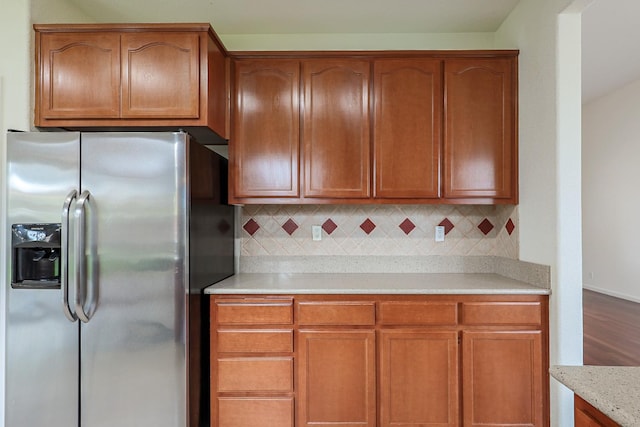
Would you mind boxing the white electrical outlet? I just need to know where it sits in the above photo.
[312,225,322,241]
[435,226,445,242]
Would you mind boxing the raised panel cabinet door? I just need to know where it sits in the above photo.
[302,60,371,199]
[443,57,517,201]
[373,59,442,199]
[231,59,300,199]
[297,330,376,427]
[121,32,200,118]
[379,330,459,427]
[462,330,544,427]
[38,32,120,119]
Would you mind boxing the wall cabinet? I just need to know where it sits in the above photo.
[210,294,548,427]
[303,60,371,199]
[373,59,442,199]
[231,59,300,198]
[229,51,518,205]
[444,58,517,200]
[34,23,228,142]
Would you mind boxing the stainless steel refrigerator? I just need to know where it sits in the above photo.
[5,131,235,427]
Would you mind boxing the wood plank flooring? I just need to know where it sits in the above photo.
[583,289,640,366]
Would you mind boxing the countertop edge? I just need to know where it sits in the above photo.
[204,272,550,295]
[550,365,640,427]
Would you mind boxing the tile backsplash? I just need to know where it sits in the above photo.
[241,204,518,259]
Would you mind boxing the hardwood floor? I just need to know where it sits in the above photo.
[583,289,640,366]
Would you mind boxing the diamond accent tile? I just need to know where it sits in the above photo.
[505,218,515,235]
[478,218,495,235]
[322,219,338,235]
[243,218,260,236]
[282,218,299,235]
[438,218,455,235]
[360,218,376,235]
[240,205,519,258]
[399,218,416,235]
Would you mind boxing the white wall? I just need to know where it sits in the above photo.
[495,0,587,426]
[583,77,640,302]
[0,2,92,424]
[1,0,32,423]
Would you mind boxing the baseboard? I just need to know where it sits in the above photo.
[583,284,640,304]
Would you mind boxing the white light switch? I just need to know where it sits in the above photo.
[435,226,445,242]
[312,225,322,241]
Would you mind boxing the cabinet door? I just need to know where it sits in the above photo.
[374,59,442,199]
[38,32,120,119]
[462,330,544,427]
[444,58,516,201]
[297,330,376,427]
[231,59,300,199]
[121,32,200,118]
[379,330,459,427]
[302,60,371,199]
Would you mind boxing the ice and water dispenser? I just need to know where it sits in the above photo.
[11,223,61,289]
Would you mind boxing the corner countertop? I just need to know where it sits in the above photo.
[204,273,550,295]
[550,365,640,426]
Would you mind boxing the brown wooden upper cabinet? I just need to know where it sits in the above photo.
[373,58,442,199]
[34,23,228,141]
[228,51,518,205]
[231,59,300,199]
[444,57,518,201]
[302,59,371,199]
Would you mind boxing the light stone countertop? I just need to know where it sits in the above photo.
[205,272,550,295]
[550,365,640,426]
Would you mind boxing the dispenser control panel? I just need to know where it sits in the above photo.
[11,223,61,289]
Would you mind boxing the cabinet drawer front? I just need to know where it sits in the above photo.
[217,330,294,353]
[217,357,293,392]
[215,297,293,325]
[217,397,294,427]
[379,302,458,325]
[297,302,376,325]
[461,302,542,326]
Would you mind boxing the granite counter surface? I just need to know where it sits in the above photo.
[205,272,550,295]
[550,365,640,426]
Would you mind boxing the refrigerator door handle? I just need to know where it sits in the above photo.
[74,190,97,323]
[61,190,78,322]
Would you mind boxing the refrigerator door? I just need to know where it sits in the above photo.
[78,132,188,427]
[5,132,80,427]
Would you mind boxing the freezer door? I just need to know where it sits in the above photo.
[5,132,80,427]
[79,132,189,427]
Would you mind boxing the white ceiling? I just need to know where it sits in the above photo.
[66,0,640,104]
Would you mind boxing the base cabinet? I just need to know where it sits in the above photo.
[298,331,376,427]
[462,331,544,427]
[574,396,620,427]
[379,330,459,427]
[210,294,548,427]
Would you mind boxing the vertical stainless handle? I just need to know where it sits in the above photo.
[62,190,78,322]
[74,190,97,323]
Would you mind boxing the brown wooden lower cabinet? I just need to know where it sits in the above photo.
[379,330,459,427]
[574,395,619,427]
[298,330,376,427]
[210,294,549,427]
